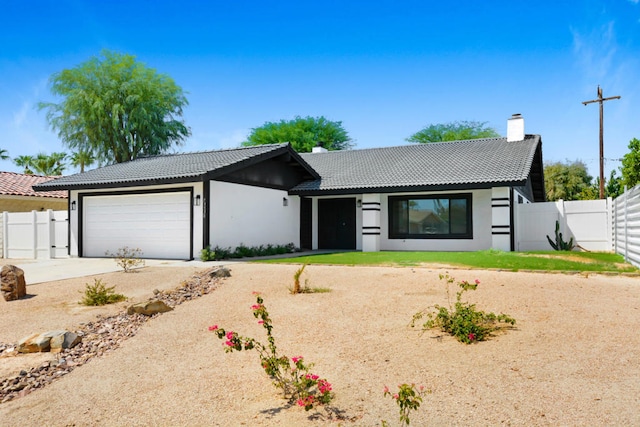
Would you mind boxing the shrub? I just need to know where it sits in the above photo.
[382,383,429,426]
[79,279,126,306]
[412,274,516,344]
[204,243,298,261]
[200,246,216,261]
[105,246,145,273]
[210,293,333,411]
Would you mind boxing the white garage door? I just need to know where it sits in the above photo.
[83,192,191,259]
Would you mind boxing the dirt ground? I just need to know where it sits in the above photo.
[1,263,640,426]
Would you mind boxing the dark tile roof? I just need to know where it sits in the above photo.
[291,135,543,195]
[34,143,312,191]
[0,172,67,198]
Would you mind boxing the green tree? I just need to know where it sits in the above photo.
[621,138,640,189]
[243,116,353,152]
[606,170,623,198]
[39,50,190,165]
[70,149,96,173]
[544,160,594,201]
[406,120,500,143]
[0,149,9,160]
[13,152,67,175]
[14,155,34,174]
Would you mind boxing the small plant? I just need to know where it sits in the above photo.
[200,246,216,261]
[106,246,145,272]
[546,220,575,251]
[210,293,333,411]
[381,383,429,426]
[291,264,307,294]
[79,278,126,306]
[412,274,516,344]
[289,264,331,294]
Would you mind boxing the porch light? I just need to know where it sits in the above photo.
[194,195,201,206]
[71,201,76,211]
[357,199,362,208]
[283,197,288,207]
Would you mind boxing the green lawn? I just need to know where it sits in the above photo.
[259,250,638,273]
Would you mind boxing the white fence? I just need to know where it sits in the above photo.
[516,199,612,251]
[613,185,640,268]
[2,210,69,259]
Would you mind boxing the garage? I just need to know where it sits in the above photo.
[81,191,192,260]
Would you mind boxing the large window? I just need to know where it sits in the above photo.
[389,194,472,239]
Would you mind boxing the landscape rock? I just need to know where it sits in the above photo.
[210,267,231,278]
[17,333,51,353]
[17,331,82,354]
[1,265,27,302]
[126,300,173,316]
[48,331,82,353]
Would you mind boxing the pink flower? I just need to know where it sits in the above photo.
[383,385,389,394]
[292,356,303,363]
[393,393,399,400]
[475,279,480,285]
[252,291,261,295]
[224,340,233,347]
[468,333,476,341]
[226,331,234,340]
[251,304,262,310]
[297,399,305,407]
[208,325,218,331]
[257,320,264,325]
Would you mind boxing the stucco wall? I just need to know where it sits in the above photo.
[209,181,299,249]
[0,196,67,213]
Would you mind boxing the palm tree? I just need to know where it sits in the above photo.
[32,152,67,175]
[70,149,96,173]
[14,155,34,174]
[0,149,9,160]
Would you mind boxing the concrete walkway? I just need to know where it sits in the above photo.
[9,258,214,285]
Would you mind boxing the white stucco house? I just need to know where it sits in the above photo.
[34,114,545,260]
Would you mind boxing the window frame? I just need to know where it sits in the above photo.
[388,193,473,239]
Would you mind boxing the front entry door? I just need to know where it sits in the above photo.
[318,198,356,249]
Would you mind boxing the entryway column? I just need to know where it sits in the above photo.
[491,187,512,251]
[362,194,381,252]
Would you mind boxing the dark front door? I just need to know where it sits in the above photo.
[300,197,312,250]
[318,198,356,249]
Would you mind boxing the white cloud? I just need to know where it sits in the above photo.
[12,101,30,127]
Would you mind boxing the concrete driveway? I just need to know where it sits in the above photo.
[8,258,214,285]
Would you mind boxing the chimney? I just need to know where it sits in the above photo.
[312,142,328,153]
[507,113,525,142]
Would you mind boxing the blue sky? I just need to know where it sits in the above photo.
[1,1,638,179]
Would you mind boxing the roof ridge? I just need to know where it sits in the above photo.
[137,143,289,160]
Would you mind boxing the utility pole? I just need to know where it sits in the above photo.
[582,85,621,199]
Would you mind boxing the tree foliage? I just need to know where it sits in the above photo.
[13,152,68,175]
[70,149,96,173]
[39,50,190,165]
[242,116,353,152]
[0,149,9,160]
[621,138,640,189]
[544,160,594,201]
[406,120,500,144]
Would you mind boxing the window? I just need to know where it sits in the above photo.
[389,194,472,239]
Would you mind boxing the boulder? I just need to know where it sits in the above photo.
[17,333,51,353]
[47,331,82,353]
[17,330,82,353]
[1,265,26,301]
[209,267,231,278]
[127,300,173,316]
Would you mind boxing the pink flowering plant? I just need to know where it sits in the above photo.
[210,293,333,410]
[381,383,429,426]
[411,274,516,344]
